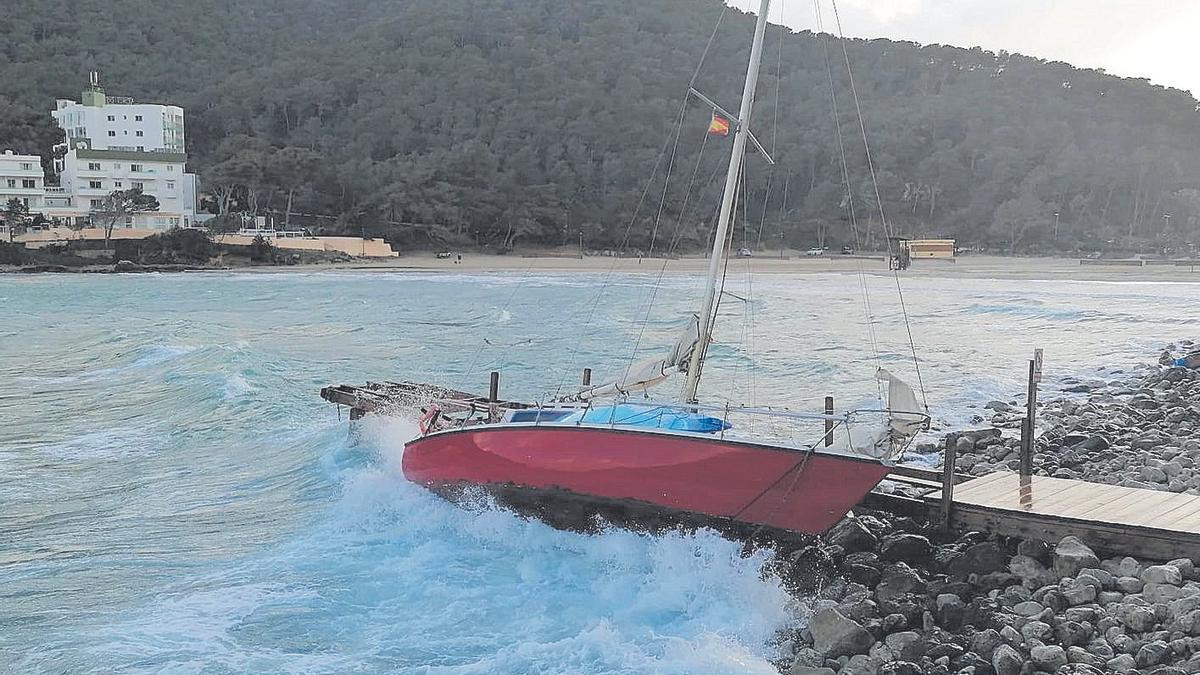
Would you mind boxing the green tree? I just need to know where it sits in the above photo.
[89,188,160,248]
[3,199,31,243]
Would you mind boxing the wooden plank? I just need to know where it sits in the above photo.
[1014,482,1129,515]
[956,475,1076,508]
[1043,484,1153,519]
[1093,491,1198,524]
[949,472,1020,502]
[1142,498,1200,531]
[1055,487,1163,521]
[950,504,1200,563]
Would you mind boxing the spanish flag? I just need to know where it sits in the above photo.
[707,112,730,136]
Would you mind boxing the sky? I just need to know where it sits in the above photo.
[726,0,1200,98]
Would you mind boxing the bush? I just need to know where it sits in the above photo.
[0,241,28,265]
[113,228,216,264]
[249,234,275,263]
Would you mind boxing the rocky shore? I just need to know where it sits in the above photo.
[775,346,1200,674]
[948,340,1200,495]
[777,520,1199,675]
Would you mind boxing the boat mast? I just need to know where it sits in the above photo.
[682,0,773,403]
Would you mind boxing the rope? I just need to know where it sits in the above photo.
[815,0,883,399]
[552,5,729,399]
[829,0,930,411]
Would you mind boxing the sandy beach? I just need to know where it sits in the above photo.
[315,253,1200,283]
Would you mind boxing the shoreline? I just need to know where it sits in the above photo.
[8,254,1197,283]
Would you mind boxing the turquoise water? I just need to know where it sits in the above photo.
[2,270,1197,673]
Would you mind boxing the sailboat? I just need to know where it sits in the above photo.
[395,0,930,535]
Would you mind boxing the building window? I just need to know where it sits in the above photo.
[108,131,116,137]
[136,146,144,151]
[107,115,115,121]
[132,181,144,190]
[22,179,36,189]
[135,131,143,137]
[90,199,102,208]
[20,162,32,170]
[114,181,123,188]
[135,115,143,121]
[89,180,103,189]
[5,179,14,188]
[167,165,176,172]
[130,164,143,172]
[166,181,175,190]
[88,162,101,171]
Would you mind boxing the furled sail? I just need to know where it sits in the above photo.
[573,316,700,400]
[830,369,928,459]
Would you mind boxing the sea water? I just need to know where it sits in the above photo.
[1,270,1197,673]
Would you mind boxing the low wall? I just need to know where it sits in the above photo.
[215,234,397,258]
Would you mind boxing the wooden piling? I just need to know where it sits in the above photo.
[941,434,957,528]
[582,368,592,386]
[488,371,500,403]
[824,396,834,447]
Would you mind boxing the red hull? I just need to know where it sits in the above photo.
[402,425,891,534]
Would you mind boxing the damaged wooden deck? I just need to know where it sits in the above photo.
[931,471,1200,562]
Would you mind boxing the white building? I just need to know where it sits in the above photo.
[42,74,199,229]
[52,73,185,153]
[0,151,45,211]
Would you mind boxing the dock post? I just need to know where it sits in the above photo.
[488,371,500,403]
[824,396,834,447]
[1020,349,1042,478]
[941,435,957,528]
[582,368,592,386]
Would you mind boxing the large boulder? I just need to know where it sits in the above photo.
[879,533,933,562]
[827,517,878,553]
[1142,564,1184,586]
[1030,645,1068,672]
[809,608,876,658]
[1010,555,1057,589]
[992,643,1024,675]
[947,541,1008,578]
[1054,537,1100,578]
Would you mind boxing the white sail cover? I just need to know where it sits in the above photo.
[829,368,927,459]
[576,317,699,400]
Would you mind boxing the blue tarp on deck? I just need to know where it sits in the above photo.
[563,404,731,433]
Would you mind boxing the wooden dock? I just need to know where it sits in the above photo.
[870,469,1200,563]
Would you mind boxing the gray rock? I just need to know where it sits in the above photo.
[1135,640,1172,668]
[874,564,925,603]
[1030,644,1068,672]
[1143,565,1184,586]
[1116,576,1144,594]
[1061,578,1098,606]
[1011,555,1057,590]
[789,667,836,675]
[969,628,1004,660]
[1066,645,1106,668]
[828,517,878,553]
[1145,582,1186,604]
[992,643,1024,675]
[879,534,932,562]
[810,608,876,658]
[1167,558,1196,580]
[1021,620,1053,642]
[1106,653,1137,671]
[1122,605,1159,632]
[1013,600,1046,617]
[1055,537,1100,578]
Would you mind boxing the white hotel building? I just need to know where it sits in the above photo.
[11,75,201,230]
[0,151,45,211]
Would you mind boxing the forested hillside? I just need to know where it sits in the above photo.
[2,0,1198,252]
